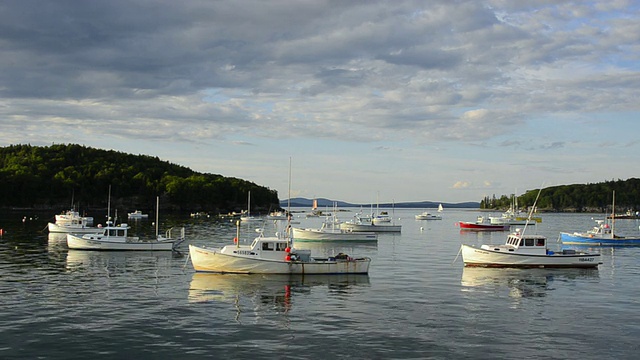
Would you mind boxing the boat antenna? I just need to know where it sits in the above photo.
[521,184,543,236]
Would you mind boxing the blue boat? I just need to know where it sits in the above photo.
[560,190,640,246]
[560,219,640,246]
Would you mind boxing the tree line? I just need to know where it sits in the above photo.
[0,144,280,213]
[480,178,640,212]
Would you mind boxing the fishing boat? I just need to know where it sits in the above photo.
[339,216,401,232]
[127,210,149,219]
[67,222,184,251]
[292,215,378,242]
[460,229,601,268]
[458,216,509,231]
[48,217,100,234]
[189,228,371,274]
[66,195,185,251]
[415,211,442,220]
[55,209,94,225]
[189,159,372,274]
[560,191,640,246]
[460,189,601,268]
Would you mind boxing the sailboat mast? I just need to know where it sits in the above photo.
[155,196,160,238]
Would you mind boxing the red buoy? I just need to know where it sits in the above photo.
[285,247,291,253]
[285,255,291,261]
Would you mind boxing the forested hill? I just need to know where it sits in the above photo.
[482,178,640,212]
[0,144,280,213]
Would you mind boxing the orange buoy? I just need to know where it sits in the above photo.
[233,237,238,243]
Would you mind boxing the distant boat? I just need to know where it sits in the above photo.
[293,211,378,242]
[415,211,441,220]
[458,216,509,231]
[240,191,262,222]
[127,210,149,219]
[438,203,444,212]
[560,191,640,246]
[66,193,185,251]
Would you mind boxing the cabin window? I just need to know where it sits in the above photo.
[108,229,117,236]
[519,239,525,246]
[536,239,545,246]
[262,242,274,251]
[276,243,287,251]
[117,229,126,237]
[525,238,534,247]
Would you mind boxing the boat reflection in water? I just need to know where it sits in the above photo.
[189,273,370,319]
[65,248,177,274]
[461,267,600,299]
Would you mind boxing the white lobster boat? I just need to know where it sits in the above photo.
[189,220,371,274]
[67,222,185,251]
[460,229,601,268]
[48,217,99,234]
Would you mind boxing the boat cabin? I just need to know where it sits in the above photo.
[480,231,549,255]
[222,236,311,261]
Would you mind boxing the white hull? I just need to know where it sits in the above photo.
[292,227,378,241]
[189,244,371,274]
[67,234,176,251]
[460,244,600,268]
[48,222,101,234]
[339,222,401,233]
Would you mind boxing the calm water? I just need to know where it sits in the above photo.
[1,208,639,359]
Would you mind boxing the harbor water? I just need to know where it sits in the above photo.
[1,208,639,359]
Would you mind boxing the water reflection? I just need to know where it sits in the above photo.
[461,267,600,298]
[189,273,370,321]
[65,249,178,275]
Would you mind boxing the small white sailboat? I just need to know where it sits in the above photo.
[240,190,262,222]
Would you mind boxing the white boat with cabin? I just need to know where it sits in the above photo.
[460,229,601,268]
[48,217,99,234]
[127,210,149,219]
[67,222,185,251]
[415,211,442,220]
[190,219,371,274]
[292,214,378,242]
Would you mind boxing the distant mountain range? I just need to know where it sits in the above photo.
[280,197,480,209]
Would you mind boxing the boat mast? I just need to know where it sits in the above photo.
[611,190,616,239]
[155,196,159,238]
[287,157,292,248]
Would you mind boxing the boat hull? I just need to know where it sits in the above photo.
[189,245,371,274]
[458,222,509,231]
[292,228,378,241]
[48,223,101,234]
[559,232,640,246]
[460,244,601,268]
[67,234,175,251]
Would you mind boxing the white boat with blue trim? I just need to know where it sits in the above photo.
[460,229,601,268]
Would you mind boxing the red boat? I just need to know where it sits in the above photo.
[458,216,510,231]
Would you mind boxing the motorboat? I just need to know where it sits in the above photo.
[460,229,601,268]
[458,216,509,231]
[339,214,401,232]
[55,209,94,225]
[560,191,640,246]
[560,219,640,246]
[292,216,378,242]
[415,211,442,220]
[48,217,100,234]
[127,210,149,219]
[67,221,185,251]
[189,221,371,274]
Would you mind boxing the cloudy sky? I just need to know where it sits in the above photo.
[1,0,639,204]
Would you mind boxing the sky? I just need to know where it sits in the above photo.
[1,0,639,204]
